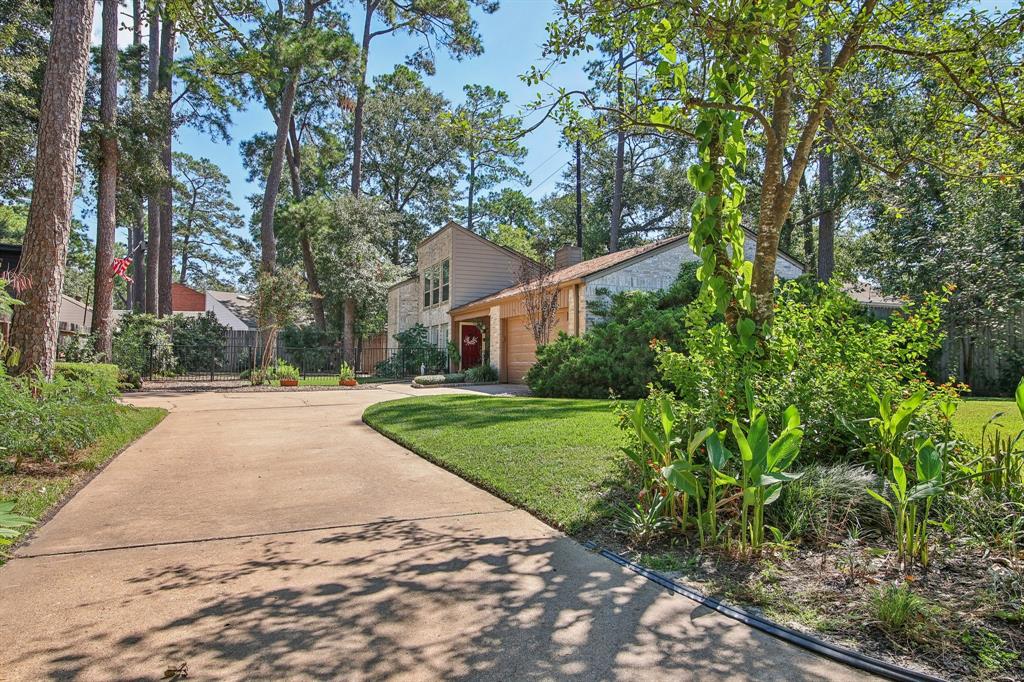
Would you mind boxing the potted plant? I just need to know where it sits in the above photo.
[339,361,357,387]
[275,361,300,387]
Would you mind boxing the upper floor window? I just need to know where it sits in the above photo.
[422,259,450,308]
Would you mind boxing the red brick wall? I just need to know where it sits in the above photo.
[171,283,205,312]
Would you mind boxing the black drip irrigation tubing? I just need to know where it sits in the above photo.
[583,541,945,682]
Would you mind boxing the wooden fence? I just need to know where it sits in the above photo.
[932,309,1024,396]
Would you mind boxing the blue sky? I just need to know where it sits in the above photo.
[174,0,589,222]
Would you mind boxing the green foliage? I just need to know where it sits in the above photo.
[464,364,498,383]
[53,362,120,396]
[375,324,447,377]
[273,361,300,381]
[168,312,230,372]
[860,389,947,569]
[620,389,804,553]
[413,373,465,386]
[769,464,883,545]
[338,362,355,381]
[112,313,175,376]
[0,500,32,545]
[172,152,248,289]
[0,371,120,470]
[658,281,948,456]
[526,263,700,399]
[870,584,932,637]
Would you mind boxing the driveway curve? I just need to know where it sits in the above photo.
[0,386,871,680]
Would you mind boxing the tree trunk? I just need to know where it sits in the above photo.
[257,74,297,273]
[90,0,119,360]
[467,157,476,232]
[145,7,160,314]
[284,126,326,330]
[157,16,175,317]
[350,2,374,197]
[9,0,96,378]
[178,234,189,284]
[130,0,145,311]
[609,47,626,253]
[817,41,835,283]
[343,298,356,365]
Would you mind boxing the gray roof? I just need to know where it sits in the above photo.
[208,290,258,328]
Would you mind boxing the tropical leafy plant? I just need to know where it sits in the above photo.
[0,501,32,545]
[273,361,300,382]
[338,362,356,381]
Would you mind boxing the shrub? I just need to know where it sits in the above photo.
[54,362,120,396]
[412,373,465,386]
[657,281,949,457]
[0,372,120,469]
[168,312,229,372]
[112,313,175,376]
[465,364,498,383]
[526,263,700,399]
[375,324,447,377]
[58,334,103,363]
[339,362,356,381]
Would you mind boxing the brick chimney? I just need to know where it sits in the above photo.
[554,245,583,270]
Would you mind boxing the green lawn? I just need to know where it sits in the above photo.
[363,395,625,532]
[1,405,166,557]
[952,398,1023,445]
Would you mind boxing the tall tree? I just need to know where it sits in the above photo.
[9,0,96,377]
[544,0,1024,328]
[361,66,464,265]
[145,6,160,314]
[817,41,835,282]
[90,0,120,359]
[157,13,175,316]
[172,153,246,288]
[129,0,146,310]
[453,84,527,232]
[0,0,48,203]
[348,0,497,197]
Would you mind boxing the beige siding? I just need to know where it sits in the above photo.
[450,228,532,308]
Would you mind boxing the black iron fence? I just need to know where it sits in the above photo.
[132,337,450,382]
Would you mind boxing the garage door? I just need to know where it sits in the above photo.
[501,309,570,384]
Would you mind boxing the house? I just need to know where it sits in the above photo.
[168,283,257,331]
[1,242,94,343]
[387,222,805,383]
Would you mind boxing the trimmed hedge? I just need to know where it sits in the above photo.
[413,373,466,386]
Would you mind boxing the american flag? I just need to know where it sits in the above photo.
[111,257,133,283]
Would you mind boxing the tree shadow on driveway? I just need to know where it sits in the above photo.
[9,515,856,680]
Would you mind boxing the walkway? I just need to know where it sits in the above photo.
[0,387,870,680]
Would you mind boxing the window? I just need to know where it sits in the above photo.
[429,325,438,347]
[440,323,449,348]
[421,259,450,308]
[441,260,450,302]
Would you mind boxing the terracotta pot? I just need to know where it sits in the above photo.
[279,378,299,387]
[340,378,358,387]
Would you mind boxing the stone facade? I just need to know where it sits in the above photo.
[583,237,804,327]
[387,278,420,339]
[583,241,698,326]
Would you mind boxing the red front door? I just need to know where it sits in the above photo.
[461,324,483,369]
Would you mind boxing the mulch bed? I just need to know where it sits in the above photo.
[591,526,1023,681]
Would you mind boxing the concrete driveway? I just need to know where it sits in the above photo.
[0,386,869,680]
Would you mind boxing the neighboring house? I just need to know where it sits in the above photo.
[842,282,904,319]
[387,223,805,383]
[169,283,257,331]
[1,242,93,343]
